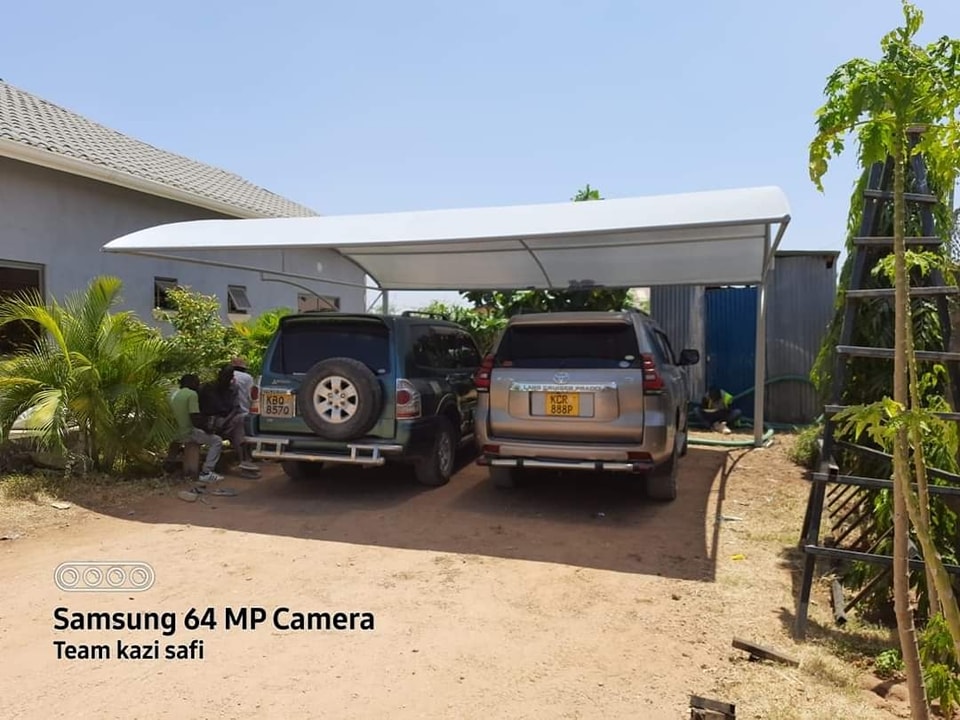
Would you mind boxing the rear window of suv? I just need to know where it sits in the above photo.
[495,322,640,369]
[270,319,392,375]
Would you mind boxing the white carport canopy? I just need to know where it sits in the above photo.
[102,185,791,446]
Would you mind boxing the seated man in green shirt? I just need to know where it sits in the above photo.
[170,374,223,484]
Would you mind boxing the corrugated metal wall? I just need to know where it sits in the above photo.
[763,253,837,424]
[649,252,837,426]
[649,285,706,402]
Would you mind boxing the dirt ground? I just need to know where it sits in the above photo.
[0,435,913,720]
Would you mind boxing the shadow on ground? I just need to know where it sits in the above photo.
[82,446,735,581]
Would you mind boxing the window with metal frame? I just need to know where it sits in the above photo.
[227,285,252,314]
[154,277,178,311]
[297,293,340,312]
[0,261,43,354]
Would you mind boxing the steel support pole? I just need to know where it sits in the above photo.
[753,227,771,447]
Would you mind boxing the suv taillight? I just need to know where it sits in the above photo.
[250,376,261,414]
[474,354,495,392]
[641,354,664,392]
[396,378,421,419]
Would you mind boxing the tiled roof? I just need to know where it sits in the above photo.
[0,80,318,218]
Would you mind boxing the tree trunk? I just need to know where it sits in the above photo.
[902,257,941,615]
[901,470,960,658]
[893,136,931,719]
[898,145,960,655]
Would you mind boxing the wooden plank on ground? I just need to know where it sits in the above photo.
[732,637,800,667]
[689,694,736,718]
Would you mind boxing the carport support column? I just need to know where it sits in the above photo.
[753,228,771,447]
[381,289,389,314]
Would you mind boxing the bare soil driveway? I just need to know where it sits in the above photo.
[0,439,909,719]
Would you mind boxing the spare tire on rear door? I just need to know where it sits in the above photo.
[297,357,383,441]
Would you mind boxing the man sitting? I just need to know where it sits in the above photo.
[199,364,256,471]
[231,357,256,437]
[695,387,742,435]
[170,374,223,484]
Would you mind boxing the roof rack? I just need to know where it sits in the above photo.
[401,310,450,321]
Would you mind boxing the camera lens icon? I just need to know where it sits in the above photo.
[54,562,155,592]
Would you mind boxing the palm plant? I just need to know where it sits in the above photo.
[230,307,293,376]
[0,276,177,472]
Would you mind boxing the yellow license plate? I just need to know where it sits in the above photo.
[546,392,580,417]
[261,391,296,418]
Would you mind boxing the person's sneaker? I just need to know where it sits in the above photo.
[238,461,260,473]
[197,471,223,484]
[711,422,723,433]
[718,422,732,435]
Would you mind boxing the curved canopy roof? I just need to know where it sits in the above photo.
[102,185,791,291]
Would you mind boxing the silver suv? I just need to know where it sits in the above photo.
[473,310,700,501]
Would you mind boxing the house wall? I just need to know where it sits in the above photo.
[0,156,366,324]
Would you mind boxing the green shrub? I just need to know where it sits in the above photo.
[874,648,904,678]
[788,423,822,470]
[920,614,960,718]
[154,286,241,379]
[230,307,293,376]
[418,301,507,355]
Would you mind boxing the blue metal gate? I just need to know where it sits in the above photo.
[704,286,757,416]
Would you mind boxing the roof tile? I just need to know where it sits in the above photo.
[0,80,318,218]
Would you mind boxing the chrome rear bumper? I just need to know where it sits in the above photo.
[477,456,653,473]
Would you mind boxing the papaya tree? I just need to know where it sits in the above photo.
[809,2,960,715]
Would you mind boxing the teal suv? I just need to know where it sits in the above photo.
[248,311,483,486]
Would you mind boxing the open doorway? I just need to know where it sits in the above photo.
[0,261,44,355]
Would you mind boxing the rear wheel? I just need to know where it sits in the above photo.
[646,441,678,502]
[413,418,457,487]
[281,460,326,481]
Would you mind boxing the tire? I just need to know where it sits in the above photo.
[678,423,689,457]
[297,357,383,441]
[413,417,457,487]
[646,440,678,502]
[490,466,517,489]
[281,460,326,481]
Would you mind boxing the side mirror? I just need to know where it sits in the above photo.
[678,349,700,366]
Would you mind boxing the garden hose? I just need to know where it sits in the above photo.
[688,427,775,448]
[686,375,819,448]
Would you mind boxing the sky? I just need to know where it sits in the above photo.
[4,0,960,311]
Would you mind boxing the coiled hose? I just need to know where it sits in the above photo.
[686,375,820,447]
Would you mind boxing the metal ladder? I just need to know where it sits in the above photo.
[794,128,960,639]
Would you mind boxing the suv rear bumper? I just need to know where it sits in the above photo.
[476,439,660,474]
[247,435,404,466]
[244,416,443,467]
[480,456,654,473]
